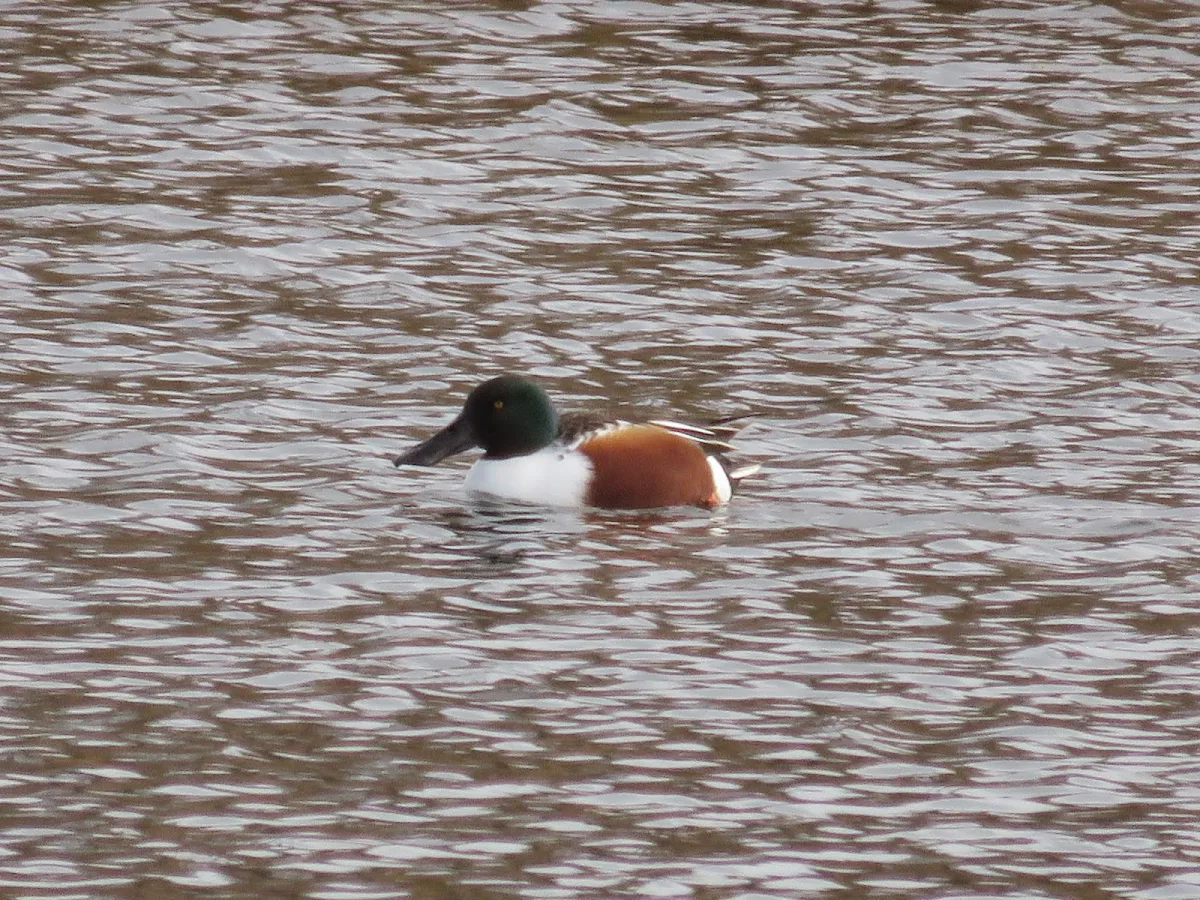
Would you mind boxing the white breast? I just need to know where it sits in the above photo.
[464,447,593,507]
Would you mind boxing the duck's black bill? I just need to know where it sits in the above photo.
[394,416,476,467]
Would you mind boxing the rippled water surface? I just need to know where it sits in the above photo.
[3,1,1199,897]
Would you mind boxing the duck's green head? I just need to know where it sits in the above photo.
[394,374,559,466]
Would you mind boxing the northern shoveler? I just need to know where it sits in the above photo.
[393,374,758,510]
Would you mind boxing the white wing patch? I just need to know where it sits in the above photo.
[648,419,737,452]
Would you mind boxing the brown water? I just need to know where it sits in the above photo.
[3,2,1199,898]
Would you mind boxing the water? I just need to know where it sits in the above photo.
[2,1,1199,897]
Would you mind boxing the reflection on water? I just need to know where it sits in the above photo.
[2,1,1198,897]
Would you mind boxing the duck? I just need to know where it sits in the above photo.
[393,374,757,510]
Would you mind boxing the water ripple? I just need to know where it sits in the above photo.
[2,1,1199,897]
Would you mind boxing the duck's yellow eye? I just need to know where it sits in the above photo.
[493,400,504,410]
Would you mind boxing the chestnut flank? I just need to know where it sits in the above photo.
[577,425,722,509]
